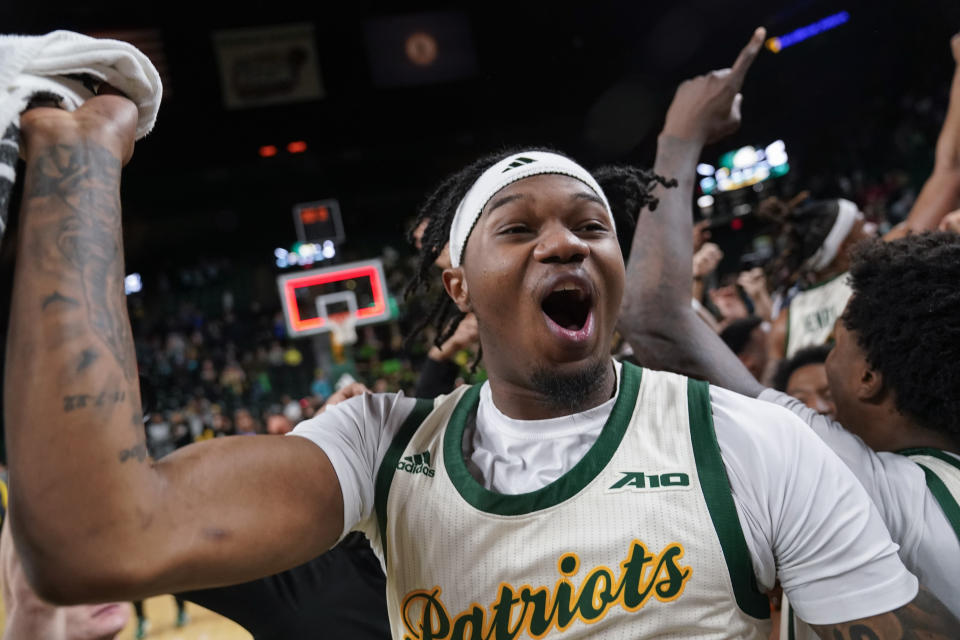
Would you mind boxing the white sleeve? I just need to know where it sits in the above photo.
[757,388,930,539]
[288,392,419,539]
[711,386,918,625]
[758,388,960,615]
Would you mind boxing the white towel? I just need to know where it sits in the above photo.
[0,29,163,239]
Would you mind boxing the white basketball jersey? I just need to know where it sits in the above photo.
[785,273,853,358]
[365,364,771,639]
[780,595,812,640]
[782,448,960,640]
[902,449,960,503]
[901,448,960,544]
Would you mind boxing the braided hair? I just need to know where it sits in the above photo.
[757,193,845,291]
[403,147,676,353]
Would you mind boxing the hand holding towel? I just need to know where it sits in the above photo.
[0,29,163,239]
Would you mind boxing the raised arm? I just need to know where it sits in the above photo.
[885,33,960,240]
[619,28,766,398]
[5,96,344,604]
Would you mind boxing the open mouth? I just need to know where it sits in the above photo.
[542,287,590,330]
[541,283,594,341]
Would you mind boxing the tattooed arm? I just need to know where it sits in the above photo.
[4,96,344,603]
[811,587,959,638]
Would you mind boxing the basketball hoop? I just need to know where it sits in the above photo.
[315,291,359,349]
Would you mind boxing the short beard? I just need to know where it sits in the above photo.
[529,357,612,414]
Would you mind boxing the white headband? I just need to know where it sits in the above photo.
[804,198,863,272]
[448,151,614,268]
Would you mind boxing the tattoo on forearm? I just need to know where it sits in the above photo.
[76,348,99,372]
[812,586,958,639]
[63,390,126,412]
[63,394,88,411]
[118,413,149,464]
[118,442,147,464]
[27,142,134,379]
[40,290,80,310]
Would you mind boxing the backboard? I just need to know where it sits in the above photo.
[277,258,392,338]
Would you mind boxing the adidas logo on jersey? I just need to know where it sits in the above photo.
[398,451,435,477]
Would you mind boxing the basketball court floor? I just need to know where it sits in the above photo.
[116,597,252,640]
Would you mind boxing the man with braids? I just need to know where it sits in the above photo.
[765,33,960,360]
[5,28,957,639]
[622,29,960,639]
[759,194,873,359]
[403,145,669,369]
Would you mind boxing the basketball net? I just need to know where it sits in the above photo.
[328,312,358,363]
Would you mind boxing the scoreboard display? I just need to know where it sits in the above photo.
[293,199,345,245]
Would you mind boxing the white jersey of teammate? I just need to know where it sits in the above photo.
[760,388,960,639]
[784,272,852,358]
[292,361,916,639]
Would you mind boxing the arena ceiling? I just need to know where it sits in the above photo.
[2,0,959,269]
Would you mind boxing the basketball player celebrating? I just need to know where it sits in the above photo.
[620,27,960,637]
[4,29,956,639]
[764,32,960,362]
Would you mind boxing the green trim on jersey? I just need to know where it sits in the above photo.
[787,605,795,640]
[688,378,770,619]
[442,362,643,516]
[897,447,960,471]
[897,448,960,541]
[916,466,960,542]
[374,398,435,565]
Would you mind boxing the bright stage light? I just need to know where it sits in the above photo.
[766,11,850,54]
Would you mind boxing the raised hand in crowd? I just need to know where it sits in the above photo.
[413,312,479,399]
[692,219,712,252]
[428,311,478,363]
[737,268,773,322]
[691,242,724,319]
[886,32,960,239]
[659,32,760,145]
[692,242,723,280]
[939,208,960,233]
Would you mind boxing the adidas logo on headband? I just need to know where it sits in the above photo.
[501,157,536,172]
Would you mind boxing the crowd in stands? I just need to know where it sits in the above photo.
[128,251,484,456]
